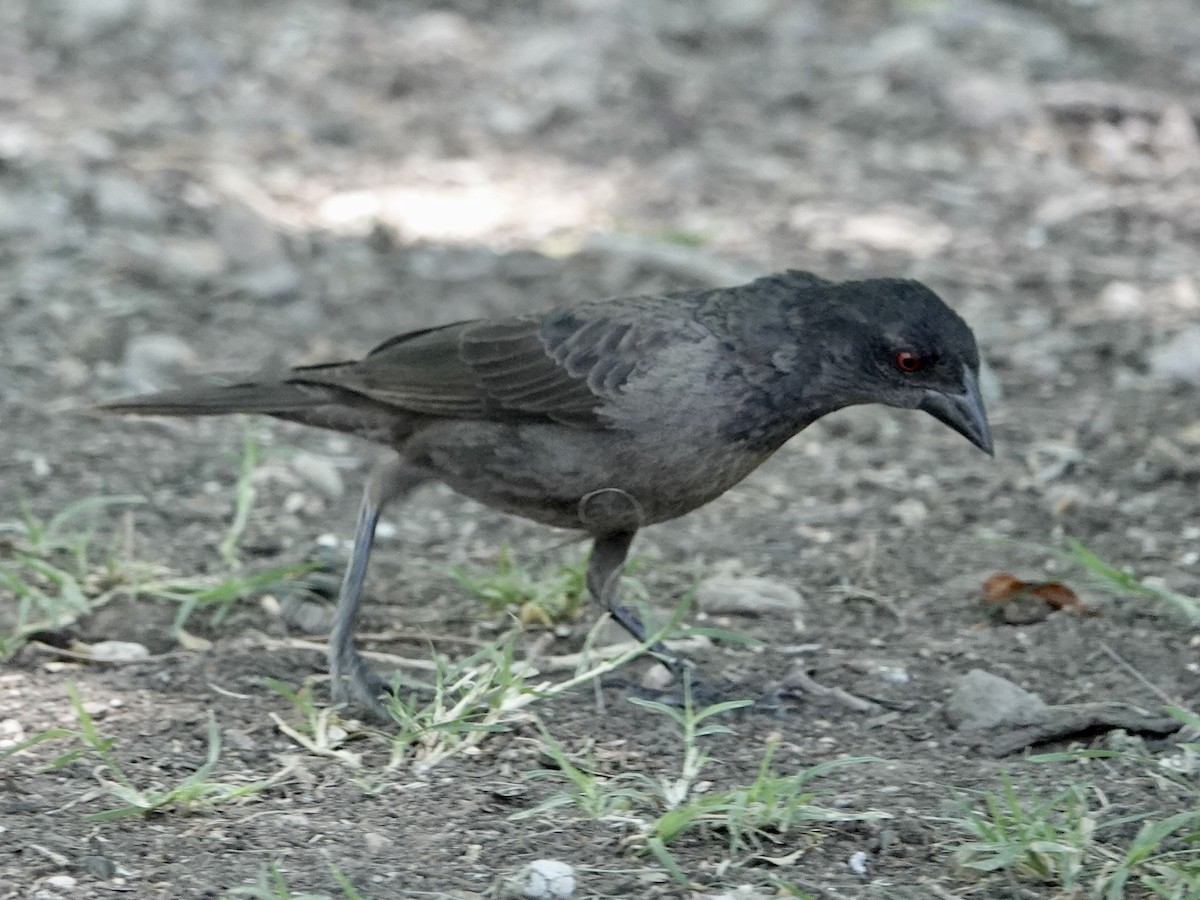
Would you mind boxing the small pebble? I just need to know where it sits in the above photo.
[89,641,149,662]
[363,832,393,856]
[848,850,869,876]
[695,575,803,617]
[503,859,575,899]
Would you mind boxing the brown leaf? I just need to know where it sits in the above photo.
[1031,581,1100,616]
[982,572,1028,603]
[981,572,1100,618]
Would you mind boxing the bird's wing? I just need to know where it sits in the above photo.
[290,306,674,426]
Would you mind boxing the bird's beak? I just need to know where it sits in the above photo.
[918,367,993,456]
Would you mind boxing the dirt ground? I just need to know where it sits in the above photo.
[3,0,1200,897]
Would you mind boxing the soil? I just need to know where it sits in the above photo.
[2,1,1199,898]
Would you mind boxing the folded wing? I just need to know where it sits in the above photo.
[290,306,672,427]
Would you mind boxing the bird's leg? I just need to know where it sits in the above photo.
[587,531,687,679]
[328,455,428,718]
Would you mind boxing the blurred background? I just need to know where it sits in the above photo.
[3,0,1199,406]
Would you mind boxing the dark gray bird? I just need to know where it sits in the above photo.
[101,270,992,717]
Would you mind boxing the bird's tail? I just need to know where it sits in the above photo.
[97,382,326,417]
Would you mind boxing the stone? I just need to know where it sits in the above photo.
[363,832,393,856]
[88,641,150,662]
[945,669,1048,731]
[503,860,575,900]
[695,575,803,617]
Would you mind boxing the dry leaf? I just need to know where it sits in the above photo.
[982,572,1099,620]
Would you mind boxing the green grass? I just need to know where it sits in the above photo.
[266,680,366,768]
[951,777,1096,890]
[0,495,144,659]
[516,678,883,884]
[954,537,1200,895]
[219,419,263,569]
[0,423,314,659]
[950,781,1200,898]
[949,723,1200,900]
[452,543,589,625]
[1057,536,1200,624]
[266,602,699,775]
[1,684,271,819]
[226,862,368,900]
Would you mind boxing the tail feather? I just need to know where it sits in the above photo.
[98,382,327,417]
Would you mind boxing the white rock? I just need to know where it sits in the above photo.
[363,831,393,856]
[848,850,869,876]
[89,641,150,662]
[504,859,575,900]
[876,665,910,685]
[44,874,78,890]
[1098,280,1144,317]
[695,575,803,616]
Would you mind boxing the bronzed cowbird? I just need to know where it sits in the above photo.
[101,269,993,717]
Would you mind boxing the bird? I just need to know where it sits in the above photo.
[100,269,993,718]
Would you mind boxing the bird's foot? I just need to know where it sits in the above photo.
[329,645,395,722]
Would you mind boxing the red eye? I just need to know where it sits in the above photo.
[895,351,922,373]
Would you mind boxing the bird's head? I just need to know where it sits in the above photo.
[808,278,993,455]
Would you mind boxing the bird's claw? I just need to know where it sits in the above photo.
[329,646,394,721]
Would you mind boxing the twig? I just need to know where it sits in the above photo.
[783,667,881,714]
[28,641,169,665]
[260,636,438,671]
